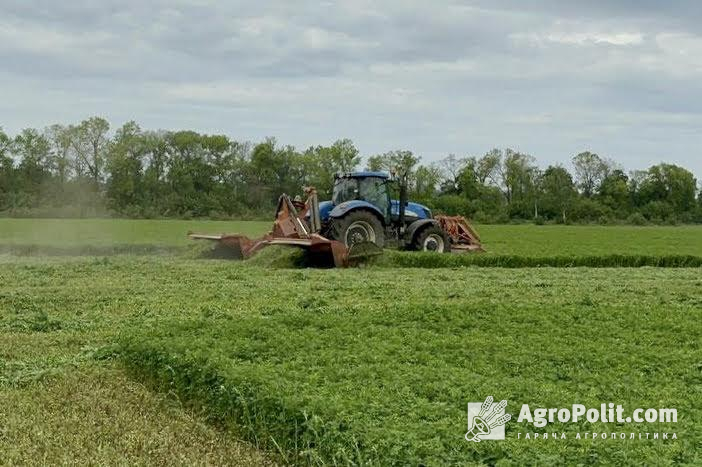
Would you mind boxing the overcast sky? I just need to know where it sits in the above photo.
[1,1,701,175]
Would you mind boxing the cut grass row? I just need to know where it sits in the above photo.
[2,218,702,257]
[3,243,701,269]
[242,245,702,269]
[376,251,702,268]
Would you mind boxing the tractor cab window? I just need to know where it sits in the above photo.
[359,177,389,215]
[333,176,390,216]
[332,178,358,205]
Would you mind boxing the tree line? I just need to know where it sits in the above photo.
[1,117,700,224]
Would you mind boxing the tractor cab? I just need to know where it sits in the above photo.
[324,171,433,226]
[331,172,391,220]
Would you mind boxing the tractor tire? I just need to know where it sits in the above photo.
[413,225,451,253]
[330,210,385,249]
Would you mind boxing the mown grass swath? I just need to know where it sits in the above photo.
[2,219,702,268]
[377,251,702,268]
[117,263,701,465]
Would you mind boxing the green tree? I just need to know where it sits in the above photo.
[14,128,52,205]
[455,161,482,199]
[106,121,145,213]
[71,117,111,186]
[164,130,220,216]
[0,128,16,210]
[367,150,420,200]
[367,150,419,178]
[328,139,361,173]
[540,165,577,223]
[438,154,467,193]
[598,169,630,214]
[45,124,74,184]
[498,150,538,215]
[0,128,9,155]
[413,164,441,201]
[140,130,170,214]
[476,149,502,186]
[572,151,610,197]
[638,163,697,217]
[247,138,306,208]
[304,139,360,198]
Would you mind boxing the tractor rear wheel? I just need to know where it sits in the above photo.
[330,210,385,249]
[413,225,451,253]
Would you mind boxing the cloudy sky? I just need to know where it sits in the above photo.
[1,1,701,174]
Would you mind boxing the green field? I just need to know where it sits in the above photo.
[2,253,700,465]
[1,218,702,257]
[1,219,701,464]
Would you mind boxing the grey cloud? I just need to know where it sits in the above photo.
[0,0,701,175]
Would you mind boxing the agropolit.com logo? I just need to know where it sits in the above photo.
[463,398,679,443]
[465,396,512,442]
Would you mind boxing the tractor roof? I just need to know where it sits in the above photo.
[335,171,389,179]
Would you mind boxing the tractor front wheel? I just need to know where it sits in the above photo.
[413,225,451,253]
[330,210,385,249]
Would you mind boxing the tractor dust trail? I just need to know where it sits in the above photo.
[0,218,161,256]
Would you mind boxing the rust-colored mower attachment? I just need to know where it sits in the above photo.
[189,188,358,267]
[436,215,484,253]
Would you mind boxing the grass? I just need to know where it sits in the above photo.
[475,224,702,256]
[1,218,701,258]
[2,255,699,465]
[0,255,274,466]
[0,366,274,466]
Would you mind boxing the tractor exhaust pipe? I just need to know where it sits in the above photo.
[398,175,407,239]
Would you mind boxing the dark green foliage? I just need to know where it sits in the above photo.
[2,122,701,224]
[0,122,362,220]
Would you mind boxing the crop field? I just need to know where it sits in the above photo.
[1,219,701,465]
[1,228,700,466]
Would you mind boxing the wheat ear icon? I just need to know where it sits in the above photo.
[478,396,493,417]
[465,396,511,443]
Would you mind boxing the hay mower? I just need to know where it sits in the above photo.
[189,171,482,267]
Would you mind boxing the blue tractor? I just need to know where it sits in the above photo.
[189,171,482,266]
[315,171,481,254]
